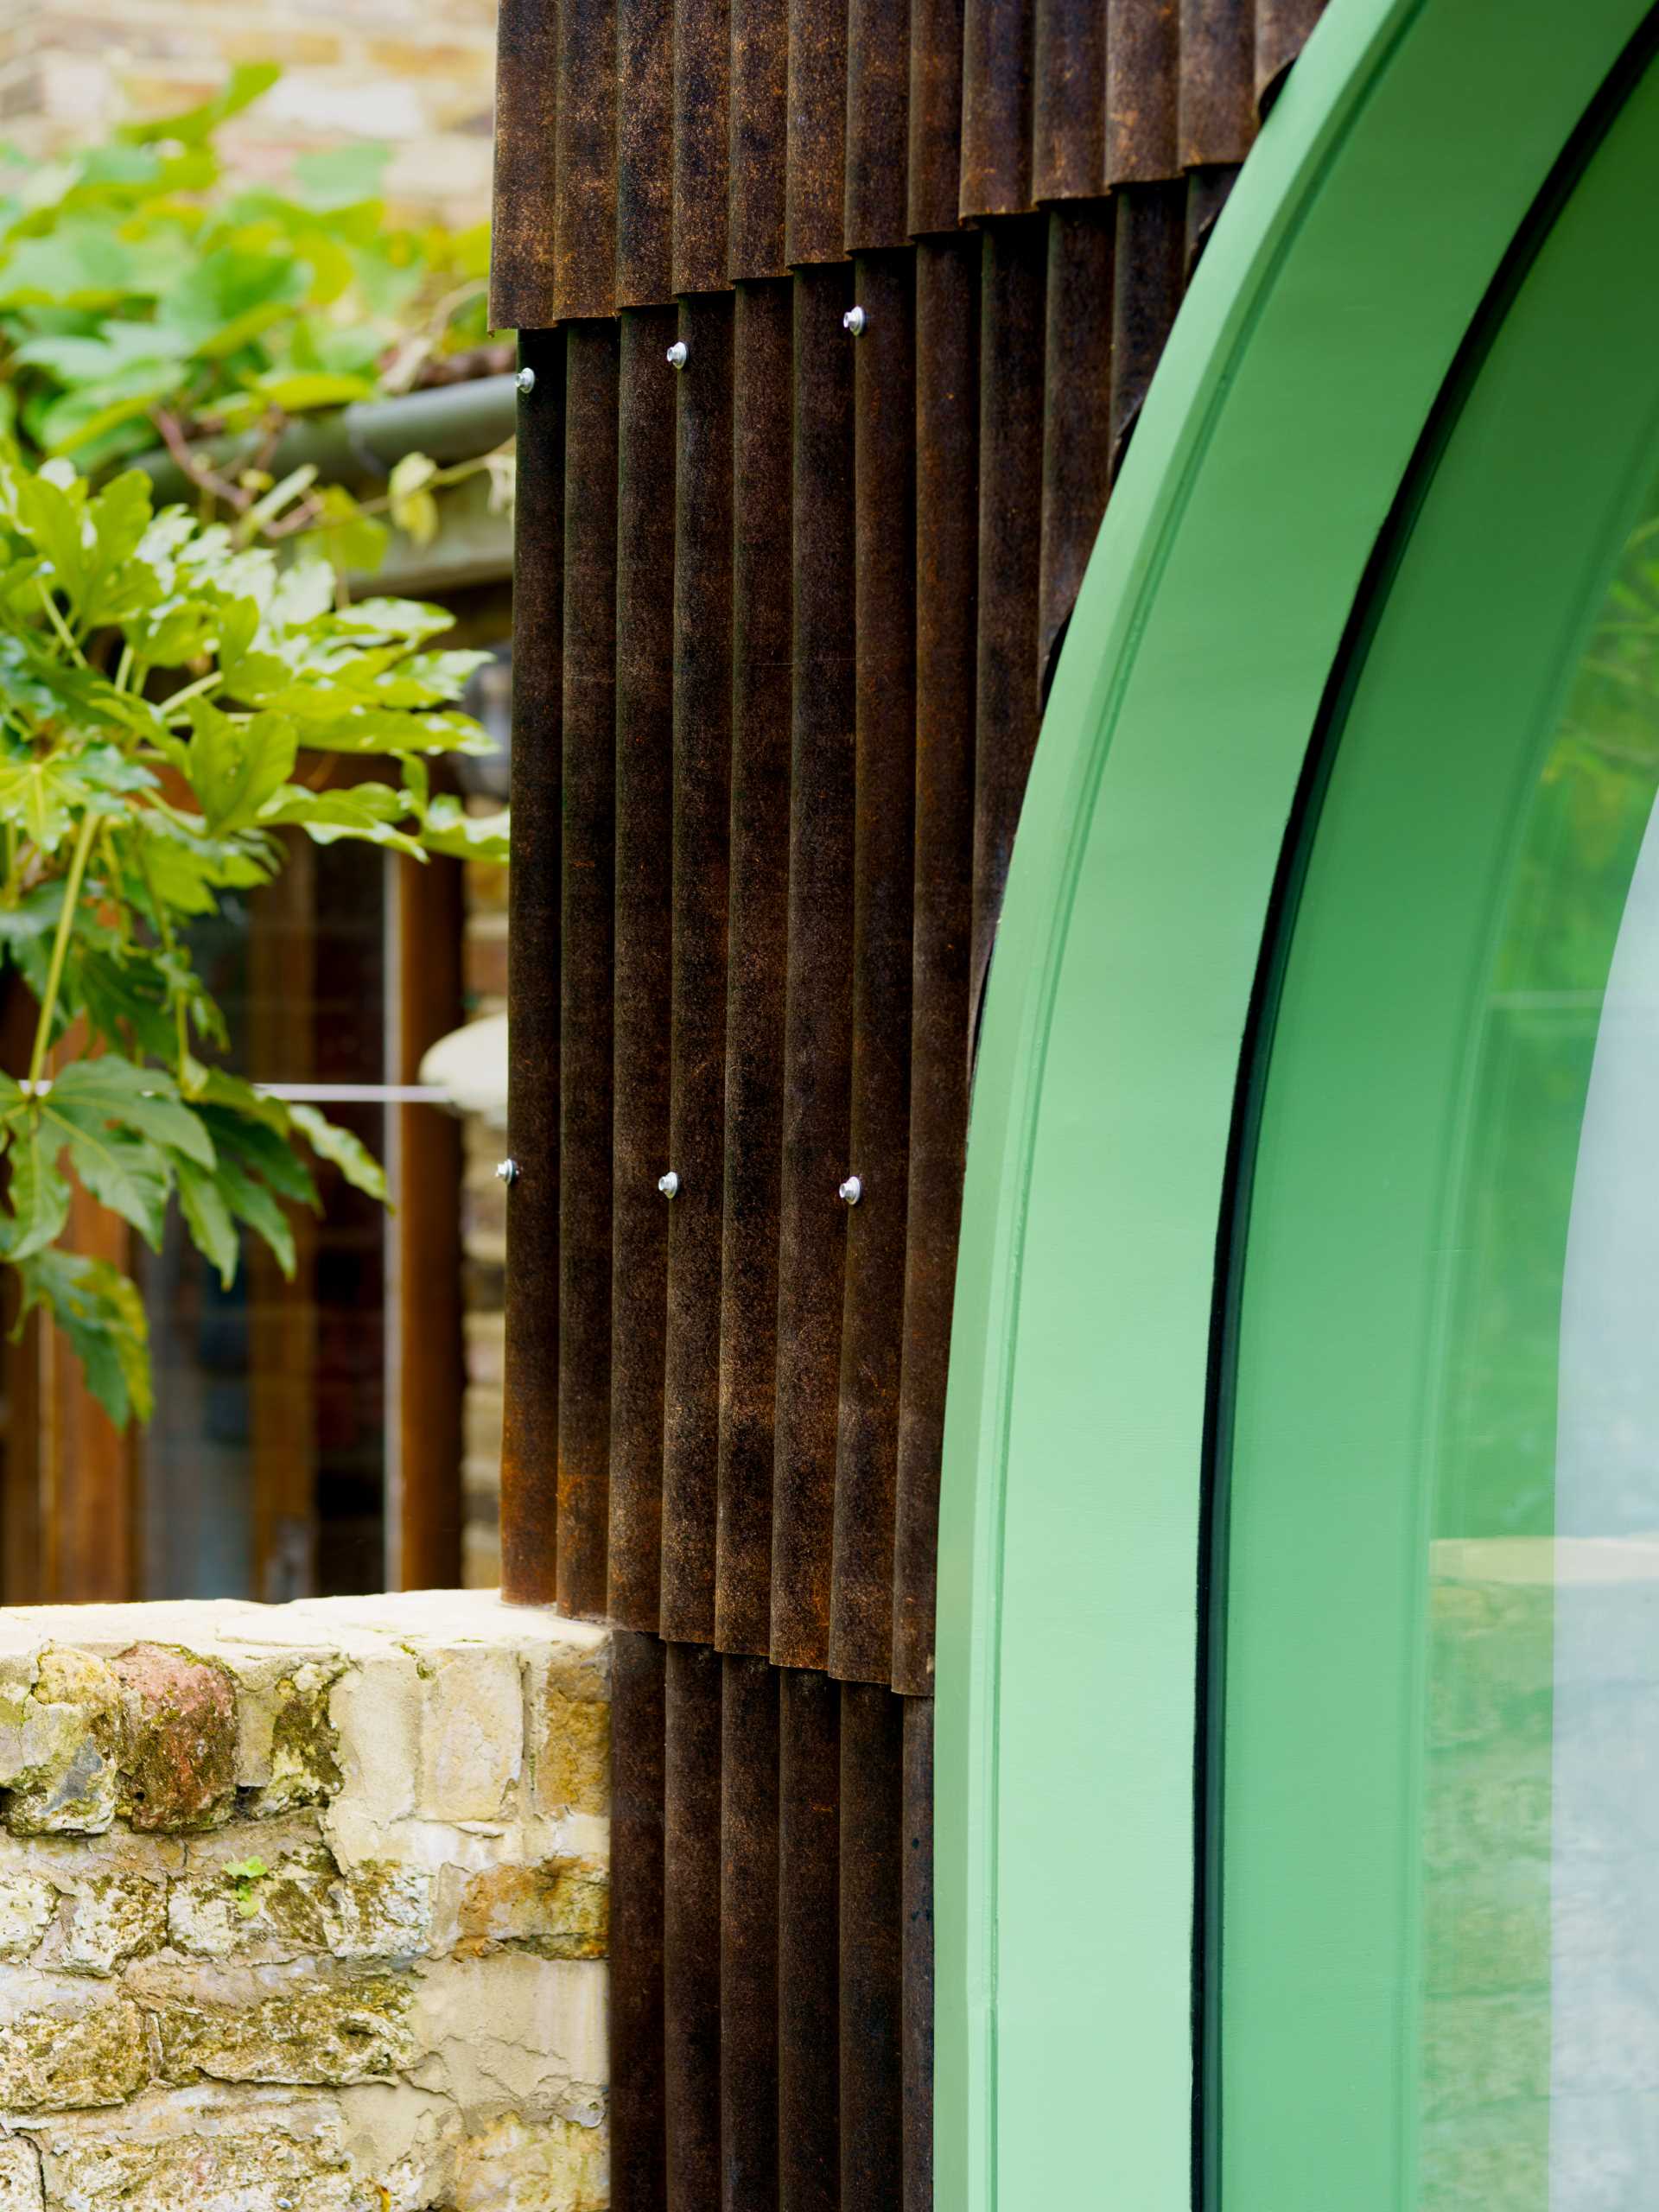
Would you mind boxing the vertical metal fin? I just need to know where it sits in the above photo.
[612,1630,669,2212]
[665,1642,724,2212]
[557,321,621,1619]
[662,294,737,1645]
[959,0,1036,216]
[830,251,918,1688]
[717,281,795,1656]
[1106,0,1181,181]
[839,1684,905,2210]
[618,0,676,305]
[1109,177,1188,476]
[1032,0,1107,201]
[901,1698,935,2212]
[721,1656,781,2210]
[554,0,619,317]
[785,0,850,264]
[1039,201,1115,693]
[1180,0,1257,167]
[676,0,734,294]
[906,0,967,236]
[772,264,857,1673]
[730,0,791,277]
[611,306,681,1632]
[489,0,562,330]
[779,1669,841,2212]
[501,327,568,1607]
[846,0,912,251]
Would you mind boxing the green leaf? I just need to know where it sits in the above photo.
[186,700,298,832]
[13,1248,151,1426]
[118,61,281,149]
[244,371,376,413]
[208,1151,296,1274]
[156,244,309,359]
[0,756,92,854]
[49,1057,215,1168]
[200,1105,317,1208]
[257,781,424,855]
[54,1117,170,1249]
[291,141,391,209]
[0,1107,72,1261]
[175,1154,238,1287]
[421,795,510,862]
[290,1103,387,1203]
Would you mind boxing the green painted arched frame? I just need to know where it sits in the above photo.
[933,0,1659,2203]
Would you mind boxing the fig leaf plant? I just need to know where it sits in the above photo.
[0,442,508,1426]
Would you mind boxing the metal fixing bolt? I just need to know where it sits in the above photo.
[842,305,868,336]
[495,1158,520,1185]
[838,1174,862,1205]
[666,340,689,370]
[658,1170,681,1198]
[516,365,537,395]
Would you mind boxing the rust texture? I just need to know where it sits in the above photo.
[771,263,855,1673]
[844,0,911,251]
[618,0,676,305]
[493,3,1333,2205]
[721,1656,781,2210]
[958,0,1034,218]
[676,0,733,295]
[665,1642,724,2212]
[901,1698,935,2212]
[716,281,795,1656]
[779,1668,841,2212]
[611,1631,668,2212]
[892,236,978,1696]
[555,0,619,319]
[609,307,679,1631]
[556,321,620,1620]
[500,328,565,1607]
[662,295,736,1645]
[829,251,917,1687]
[839,1684,905,2208]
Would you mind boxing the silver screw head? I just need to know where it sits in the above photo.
[495,1158,520,1185]
[658,1170,681,1198]
[842,305,867,336]
[838,1174,862,1205]
[666,340,689,370]
[516,365,537,395]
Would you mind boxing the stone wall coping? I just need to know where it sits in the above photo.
[0,1591,605,1665]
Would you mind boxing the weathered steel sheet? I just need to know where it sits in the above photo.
[730,0,791,276]
[845,0,912,250]
[500,328,566,1611]
[770,264,856,1674]
[839,1684,905,2208]
[489,0,560,332]
[611,1630,669,2212]
[610,306,679,1633]
[1039,202,1116,693]
[1106,0,1181,181]
[830,251,917,1688]
[665,1641,723,2212]
[893,237,978,1698]
[662,296,737,1646]
[1180,0,1258,167]
[901,1698,935,2212]
[618,0,676,305]
[778,1668,841,2212]
[716,281,796,1656]
[785,0,849,264]
[554,0,619,319]
[959,0,1034,217]
[906,0,966,235]
[1109,177,1187,474]
[1032,0,1106,201]
[721,1656,781,2211]
[676,0,733,295]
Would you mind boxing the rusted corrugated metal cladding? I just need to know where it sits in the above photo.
[495,1,1325,2203]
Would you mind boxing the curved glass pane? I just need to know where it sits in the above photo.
[1425,487,1659,2208]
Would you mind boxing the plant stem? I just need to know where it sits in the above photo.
[26,813,97,1096]
[113,642,134,694]
[159,671,221,722]
[36,583,86,668]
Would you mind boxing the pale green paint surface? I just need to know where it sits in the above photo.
[1221,54,1659,2208]
[932,0,1655,2203]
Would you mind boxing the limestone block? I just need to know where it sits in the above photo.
[110,1647,236,1834]
[3,1656,122,1838]
[529,1646,609,1821]
[407,1955,607,2118]
[241,1666,345,1819]
[143,1967,415,2088]
[456,1860,607,1961]
[326,1651,420,1837]
[166,1851,332,1962]
[0,1885,54,1965]
[321,1866,431,1965]
[417,1651,521,1823]
[36,2098,368,2212]
[0,2139,39,2210]
[0,1997,150,2110]
[454,2113,607,2212]
[59,1878,164,1978]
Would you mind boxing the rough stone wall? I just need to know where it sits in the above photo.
[0,0,499,226]
[0,1590,608,2209]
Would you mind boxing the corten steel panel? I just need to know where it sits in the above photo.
[618,0,675,306]
[716,282,795,1656]
[906,0,966,236]
[558,321,620,1620]
[610,307,680,1632]
[901,1698,935,2212]
[845,0,912,251]
[1109,178,1188,474]
[1185,162,1240,279]
[779,1669,841,2212]
[785,0,849,264]
[893,236,979,1697]
[676,0,733,296]
[489,0,560,331]
[721,1656,781,2211]
[501,329,566,1609]
[1039,203,1115,696]
[1105,0,1180,181]
[969,217,1047,1042]
[555,0,619,320]
[958,0,1033,218]
[612,1631,668,2212]
[1179,0,1258,167]
[829,251,917,1688]
[661,295,736,1646]
[1032,0,1106,202]
[730,0,791,276]
[665,1642,723,2212]
[839,1685,905,2210]
[772,264,856,1674]
[1257,0,1326,108]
